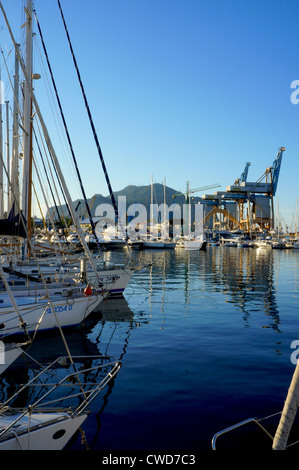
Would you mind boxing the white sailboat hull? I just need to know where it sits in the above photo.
[87,267,134,297]
[256,242,272,249]
[0,293,102,338]
[4,264,134,298]
[183,241,204,250]
[176,238,204,250]
[0,411,88,450]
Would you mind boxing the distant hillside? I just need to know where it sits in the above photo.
[47,183,203,221]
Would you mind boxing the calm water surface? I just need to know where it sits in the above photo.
[4,245,299,451]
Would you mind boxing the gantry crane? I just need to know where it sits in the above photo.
[226,147,285,230]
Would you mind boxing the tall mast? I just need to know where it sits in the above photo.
[0,0,101,278]
[21,0,33,234]
[5,100,9,213]
[150,174,153,229]
[295,199,298,236]
[0,64,3,218]
[11,44,20,214]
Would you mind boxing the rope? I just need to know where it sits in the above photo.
[79,426,90,450]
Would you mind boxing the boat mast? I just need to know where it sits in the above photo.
[21,0,33,253]
[5,100,9,213]
[150,174,153,235]
[0,63,3,218]
[186,181,191,238]
[0,2,101,278]
[295,198,298,236]
[11,44,20,214]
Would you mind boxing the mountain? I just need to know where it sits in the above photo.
[47,183,203,221]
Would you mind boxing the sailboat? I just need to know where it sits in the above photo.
[180,235,206,250]
[0,354,121,450]
[0,269,121,447]
[141,176,176,249]
[1,255,133,299]
[175,184,206,250]
[0,0,133,304]
[0,1,125,450]
[0,291,103,338]
[0,0,111,344]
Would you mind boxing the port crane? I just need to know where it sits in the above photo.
[172,183,221,203]
[256,146,285,197]
[226,147,285,230]
[240,162,251,182]
[234,162,251,185]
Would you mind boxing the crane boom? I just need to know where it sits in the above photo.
[172,183,220,198]
[240,162,251,182]
[271,147,285,196]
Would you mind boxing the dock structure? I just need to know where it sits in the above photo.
[199,147,285,234]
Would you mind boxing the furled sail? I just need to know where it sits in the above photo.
[0,204,26,238]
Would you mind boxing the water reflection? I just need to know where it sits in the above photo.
[79,296,148,448]
[0,295,144,449]
[128,246,281,333]
[1,247,297,450]
[87,296,147,360]
[208,246,280,331]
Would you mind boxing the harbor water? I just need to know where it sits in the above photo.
[3,245,299,451]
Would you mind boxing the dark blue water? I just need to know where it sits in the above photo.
[70,246,299,451]
[4,246,299,451]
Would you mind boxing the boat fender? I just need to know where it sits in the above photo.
[84,285,92,296]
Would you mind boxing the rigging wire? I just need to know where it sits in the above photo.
[0,127,76,372]
[56,0,118,219]
[32,124,66,230]
[32,152,67,255]
[33,8,103,255]
[33,33,81,198]
[1,11,103,286]
[56,0,133,262]
[34,114,72,228]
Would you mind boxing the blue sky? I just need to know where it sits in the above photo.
[1,0,299,228]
